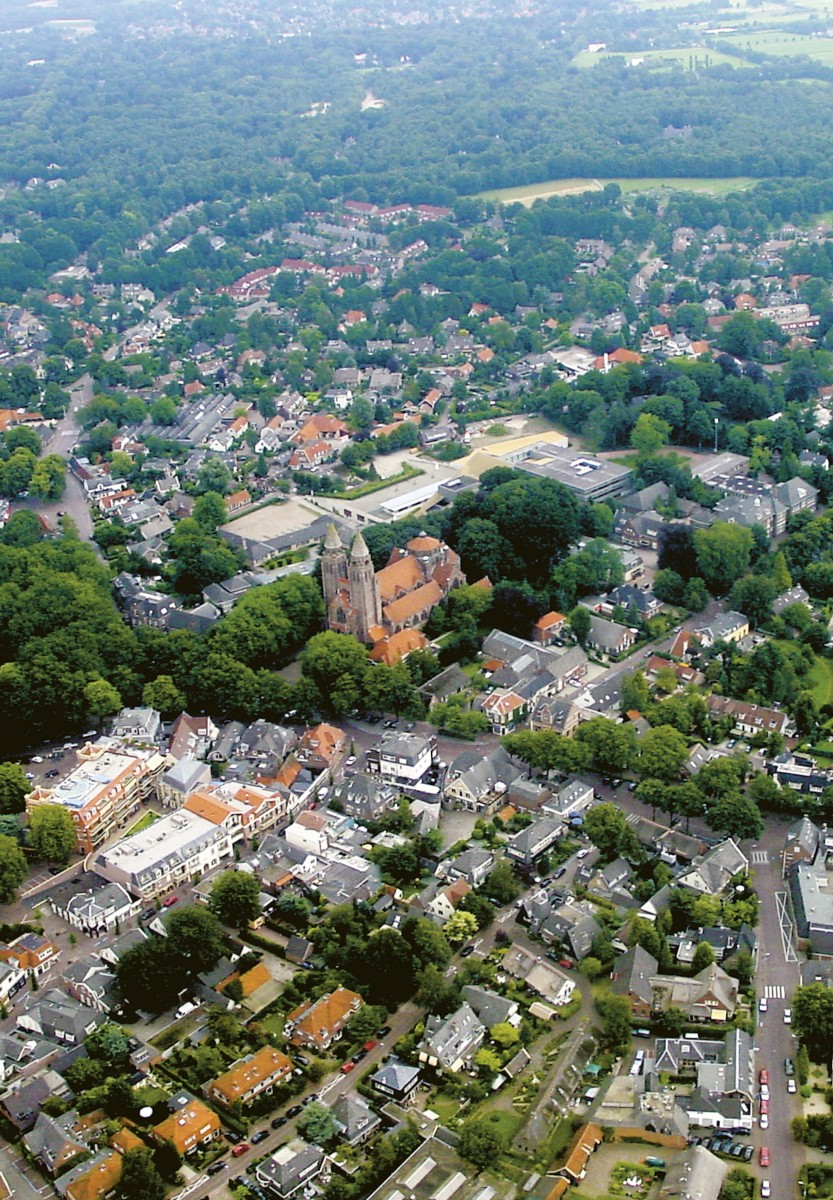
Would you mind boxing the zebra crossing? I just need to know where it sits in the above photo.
[751,850,769,864]
[763,985,786,999]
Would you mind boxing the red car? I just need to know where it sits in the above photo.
[759,1068,769,1085]
[163,895,179,908]
[363,1040,378,1052]
[559,959,574,970]
[759,1148,770,1168]
[232,1144,250,1158]
[340,1061,355,1074]
[760,1099,769,1115]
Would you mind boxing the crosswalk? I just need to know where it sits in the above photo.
[751,851,769,864]
[763,984,786,999]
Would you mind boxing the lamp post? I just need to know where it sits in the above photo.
[714,417,719,453]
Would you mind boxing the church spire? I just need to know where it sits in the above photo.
[350,530,370,560]
[324,522,342,551]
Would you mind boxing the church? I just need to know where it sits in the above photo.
[321,524,466,645]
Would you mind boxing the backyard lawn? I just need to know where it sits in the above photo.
[807,655,833,709]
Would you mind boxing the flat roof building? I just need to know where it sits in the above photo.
[505,442,633,500]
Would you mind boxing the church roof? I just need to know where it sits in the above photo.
[376,555,425,601]
[324,523,342,551]
[407,535,442,551]
[383,580,443,624]
[350,531,370,559]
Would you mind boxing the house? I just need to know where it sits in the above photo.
[0,934,60,979]
[206,1046,293,1108]
[586,614,636,656]
[152,1097,221,1156]
[256,1139,329,1200]
[284,988,363,1050]
[534,611,566,645]
[705,695,789,737]
[613,509,665,550]
[427,877,471,923]
[506,818,564,867]
[693,611,749,646]
[370,1059,421,1105]
[439,848,494,888]
[296,723,346,773]
[17,990,104,1044]
[62,959,117,1013]
[46,874,139,935]
[774,476,818,517]
[443,744,524,812]
[58,1150,123,1200]
[331,1093,381,1146]
[782,815,822,868]
[658,1146,727,1200]
[461,984,521,1028]
[158,757,212,808]
[677,1089,748,1132]
[789,859,833,955]
[23,1111,86,1176]
[556,1123,603,1185]
[772,584,810,616]
[366,731,437,784]
[607,584,663,619]
[419,1003,486,1072]
[677,839,749,895]
[329,775,397,822]
[482,689,527,733]
[610,944,657,1022]
[695,1028,754,1102]
[501,944,575,1006]
[168,712,218,761]
[620,482,671,514]
[1,1075,51,1133]
[110,706,161,744]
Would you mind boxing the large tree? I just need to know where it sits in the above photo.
[28,804,76,864]
[0,834,27,902]
[693,522,754,595]
[459,1117,508,1171]
[638,725,688,782]
[165,905,225,973]
[794,983,833,1062]
[0,762,30,814]
[115,1148,167,1200]
[208,870,262,928]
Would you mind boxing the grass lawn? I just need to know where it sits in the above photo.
[808,656,833,709]
[476,1107,524,1142]
[478,176,756,206]
[573,45,753,69]
[259,1012,286,1038]
[124,810,159,837]
[720,29,833,63]
[430,1094,460,1124]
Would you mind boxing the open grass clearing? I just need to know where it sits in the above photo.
[808,655,833,709]
[123,810,159,837]
[719,29,833,61]
[572,45,753,69]
[478,176,757,206]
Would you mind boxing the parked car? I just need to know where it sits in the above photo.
[743,1147,753,1162]
[761,1183,770,1199]
[784,1007,792,1024]
[758,997,767,1013]
[340,1061,355,1074]
[363,1040,378,1051]
[141,908,156,922]
[759,1148,770,1168]
[760,1084,769,1101]
[460,944,476,957]
[785,1057,795,1076]
[759,1115,768,1130]
[302,1093,318,1106]
[271,1116,287,1130]
[251,1130,269,1145]
[162,894,179,907]
[377,1025,391,1038]
[224,1132,242,1144]
[287,1106,303,1118]
[206,1161,226,1176]
[293,1054,309,1066]
[558,958,574,969]
[788,1079,797,1093]
[231,1144,250,1157]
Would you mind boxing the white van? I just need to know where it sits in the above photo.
[175,1001,196,1020]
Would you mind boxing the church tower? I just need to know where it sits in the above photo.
[321,523,348,632]
[348,530,383,643]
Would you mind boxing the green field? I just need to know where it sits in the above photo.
[572,45,752,69]
[478,176,757,206]
[808,655,833,708]
[719,29,833,62]
[124,810,159,837]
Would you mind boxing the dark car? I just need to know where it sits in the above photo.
[287,1105,303,1118]
[293,1054,309,1066]
[45,768,60,778]
[785,1057,795,1076]
[271,1116,287,1130]
[743,1147,753,1162]
[352,1048,367,1063]
[460,944,476,958]
[142,908,156,922]
[251,1130,269,1145]
[302,1093,318,1106]
[229,1178,244,1189]
[224,1131,242,1144]
[377,1025,391,1038]
[206,1161,226,1176]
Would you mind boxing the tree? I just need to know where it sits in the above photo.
[691,941,715,972]
[474,1047,502,1076]
[165,905,225,973]
[729,575,776,628]
[0,834,27,902]
[208,870,262,928]
[459,1117,508,1170]
[575,718,636,776]
[402,916,452,972]
[654,1007,687,1037]
[638,725,688,782]
[417,963,457,1014]
[193,490,228,532]
[569,604,591,645]
[482,859,520,905]
[297,1101,337,1145]
[83,678,122,720]
[28,804,75,864]
[707,793,763,841]
[631,412,671,456]
[683,577,709,612]
[0,762,30,814]
[693,523,753,595]
[794,983,833,1061]
[141,675,186,718]
[0,509,43,547]
[596,993,632,1052]
[583,803,642,863]
[459,891,494,930]
[444,911,479,945]
[490,1022,519,1048]
[115,1148,167,1200]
